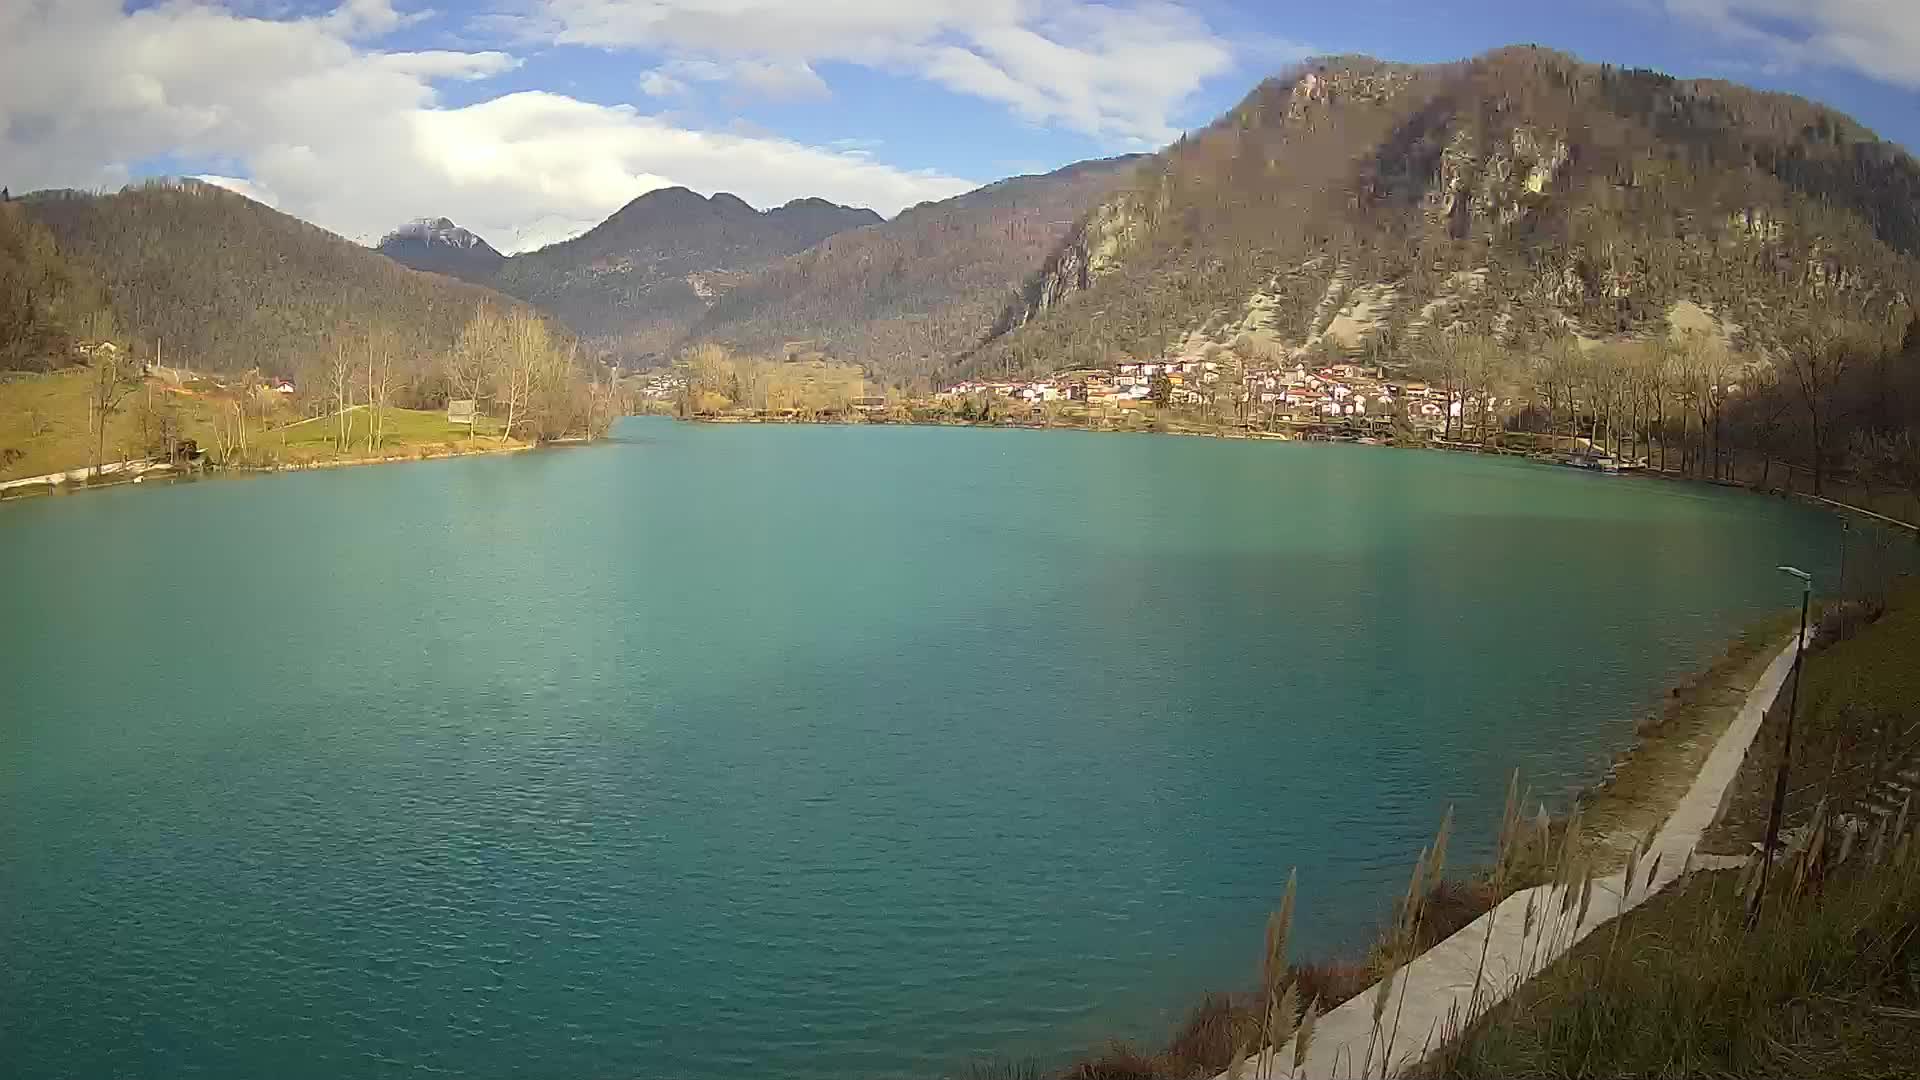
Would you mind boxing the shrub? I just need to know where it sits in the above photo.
[1814,597,1885,649]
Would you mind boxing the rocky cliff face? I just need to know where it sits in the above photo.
[1008,187,1159,329]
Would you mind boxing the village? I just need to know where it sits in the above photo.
[938,357,1474,431]
[638,341,1547,452]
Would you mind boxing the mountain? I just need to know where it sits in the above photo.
[21,179,523,379]
[491,188,882,358]
[967,48,1920,379]
[376,217,505,283]
[681,156,1145,388]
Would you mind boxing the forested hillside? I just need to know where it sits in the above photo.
[682,157,1144,389]
[22,180,514,384]
[974,48,1920,377]
[0,199,114,371]
[491,188,881,359]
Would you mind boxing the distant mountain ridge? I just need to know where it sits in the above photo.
[372,168,1146,379]
[373,188,883,360]
[679,157,1146,387]
[376,217,505,283]
[493,187,881,358]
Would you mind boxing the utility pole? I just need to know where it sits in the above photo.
[1750,565,1812,929]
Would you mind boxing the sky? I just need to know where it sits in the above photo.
[3,1,1917,254]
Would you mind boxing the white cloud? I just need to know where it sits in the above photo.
[0,0,974,253]
[532,0,1241,144]
[1664,0,1920,88]
[194,174,280,206]
[373,50,522,81]
[320,0,418,38]
[639,56,830,102]
[639,69,690,96]
[729,59,831,101]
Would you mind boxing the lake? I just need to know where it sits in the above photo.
[0,419,1844,1079]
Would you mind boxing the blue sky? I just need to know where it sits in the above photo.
[5,1,1917,251]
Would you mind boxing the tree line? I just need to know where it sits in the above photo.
[677,343,868,417]
[1406,311,1920,513]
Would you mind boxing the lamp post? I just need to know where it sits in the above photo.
[1750,565,1812,928]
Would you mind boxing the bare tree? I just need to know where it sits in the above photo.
[209,371,260,465]
[1880,430,1920,518]
[87,344,140,477]
[448,303,504,419]
[490,308,556,442]
[1422,330,1466,441]
[1675,331,1733,479]
[1736,365,1793,491]
[1643,339,1675,471]
[361,327,401,453]
[1786,327,1862,497]
[1457,335,1501,444]
[327,340,355,451]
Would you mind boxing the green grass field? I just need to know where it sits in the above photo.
[3,367,519,483]
[0,368,216,481]
[258,404,511,466]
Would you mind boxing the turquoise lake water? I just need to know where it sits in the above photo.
[1,418,1845,1078]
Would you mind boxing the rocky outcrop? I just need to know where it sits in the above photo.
[1001,186,1159,331]
[1430,126,1569,237]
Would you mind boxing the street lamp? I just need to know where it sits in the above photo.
[1750,565,1813,928]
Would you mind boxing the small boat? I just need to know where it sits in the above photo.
[1561,452,1621,473]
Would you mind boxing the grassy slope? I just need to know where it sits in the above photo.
[1424,861,1920,1079]
[1705,578,1920,856]
[0,369,205,481]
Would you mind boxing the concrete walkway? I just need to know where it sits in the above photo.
[1223,634,1802,1080]
[0,458,170,493]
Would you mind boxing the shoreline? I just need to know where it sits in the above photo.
[1565,620,1800,869]
[240,440,535,473]
[0,439,545,502]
